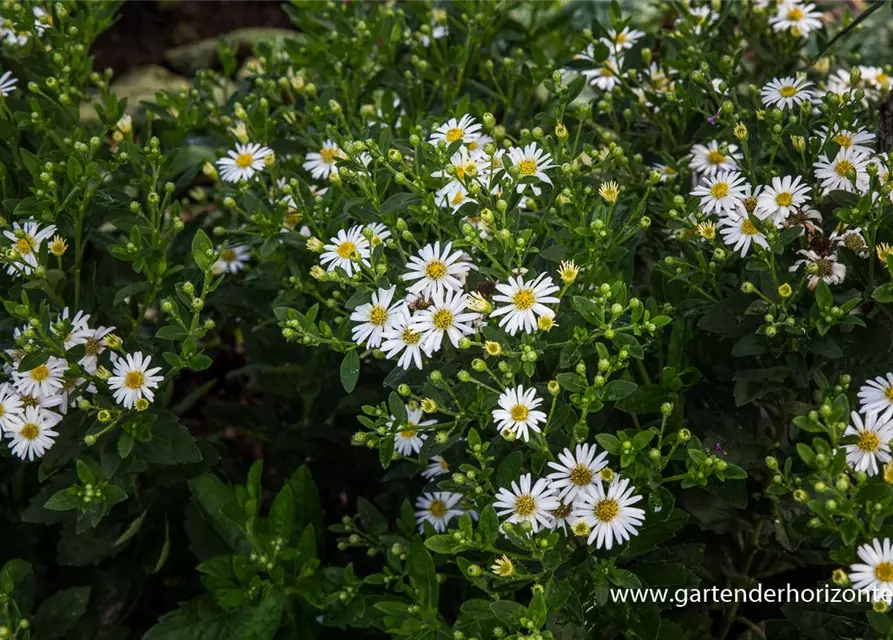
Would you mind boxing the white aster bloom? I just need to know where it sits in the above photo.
[303,139,345,180]
[760,76,814,110]
[391,405,436,456]
[422,455,450,479]
[212,245,250,275]
[435,180,476,212]
[756,175,811,224]
[0,70,18,97]
[350,286,402,348]
[691,171,750,214]
[718,212,768,256]
[550,500,576,533]
[814,147,870,194]
[547,443,609,503]
[689,141,741,177]
[410,289,480,355]
[507,143,555,195]
[78,326,114,375]
[216,142,272,183]
[490,273,560,335]
[402,241,473,299]
[428,115,482,146]
[830,227,869,258]
[572,477,645,550]
[862,66,892,94]
[769,2,823,36]
[3,221,57,277]
[4,406,61,461]
[108,352,164,409]
[431,146,479,188]
[684,6,719,35]
[54,307,92,350]
[0,383,24,432]
[12,356,67,399]
[583,54,622,91]
[858,374,893,421]
[844,411,893,476]
[381,307,426,370]
[819,126,876,155]
[492,385,547,442]
[415,492,464,533]
[601,27,645,51]
[494,473,560,534]
[789,249,846,289]
[850,538,893,603]
[319,226,370,277]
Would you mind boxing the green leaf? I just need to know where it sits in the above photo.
[191,229,213,271]
[33,586,91,640]
[595,433,622,455]
[615,384,672,414]
[572,296,602,325]
[424,535,458,554]
[189,475,248,553]
[340,350,360,393]
[556,372,587,393]
[44,489,80,511]
[496,451,523,488]
[407,537,438,608]
[66,156,83,185]
[478,505,499,545]
[143,593,286,640]
[134,417,202,465]
[388,391,407,424]
[380,431,395,468]
[357,497,388,535]
[814,279,832,309]
[0,560,35,613]
[602,379,637,401]
[288,466,323,543]
[268,484,295,543]
[156,324,189,340]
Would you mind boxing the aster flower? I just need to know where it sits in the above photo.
[435,181,475,212]
[216,143,272,183]
[350,286,403,349]
[691,171,750,214]
[493,473,560,534]
[572,477,645,550]
[402,241,473,299]
[769,2,823,36]
[12,356,67,399]
[718,212,768,256]
[390,405,436,456]
[760,76,814,110]
[756,175,811,224]
[428,115,482,146]
[319,226,371,277]
[78,326,115,375]
[381,307,426,370]
[858,374,893,421]
[814,147,870,194]
[0,70,18,97]
[546,443,609,503]
[422,455,450,479]
[107,352,164,409]
[830,227,869,258]
[303,139,345,180]
[582,54,623,91]
[492,385,547,442]
[507,143,555,195]
[410,289,480,355]
[490,273,560,335]
[415,492,464,533]
[212,245,250,275]
[4,405,62,461]
[3,221,57,277]
[601,27,645,51]
[689,141,741,177]
[789,250,846,289]
[819,126,876,155]
[844,411,893,476]
[849,538,893,603]
[0,383,24,432]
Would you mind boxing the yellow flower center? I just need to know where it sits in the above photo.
[833,134,853,148]
[235,152,254,169]
[884,385,893,402]
[84,337,100,356]
[510,404,529,421]
[283,213,301,228]
[439,458,449,470]
[368,305,388,326]
[514,494,536,517]
[30,365,50,382]
[445,128,464,143]
[858,431,881,452]
[428,500,447,518]
[432,309,454,330]
[600,67,613,77]
[775,192,793,207]
[876,562,893,582]
[455,164,465,180]
[707,150,725,165]
[569,464,593,486]
[878,73,891,88]
[125,370,145,390]
[787,7,804,20]
[320,147,336,164]
[221,248,237,262]
[399,428,417,439]
[615,32,627,44]
[741,219,759,235]
[742,196,757,214]
[710,182,729,199]
[425,260,448,280]
[451,190,465,205]
[512,289,535,310]
[21,395,39,409]
[336,241,356,259]
[0,404,4,418]
[779,85,797,98]
[16,235,36,256]
[594,498,620,523]
[518,159,536,176]
[20,423,39,440]
[401,327,422,345]
[835,159,854,177]
[494,558,514,576]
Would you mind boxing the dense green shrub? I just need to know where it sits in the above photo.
[2,1,893,639]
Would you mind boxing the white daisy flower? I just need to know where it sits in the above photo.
[390,405,436,456]
[819,126,876,155]
[691,171,750,214]
[365,222,392,246]
[319,226,370,277]
[108,352,164,409]
[77,326,114,375]
[572,477,645,550]
[601,27,645,51]
[689,141,741,177]
[760,76,814,110]
[350,286,402,349]
[0,70,18,97]
[422,455,450,479]
[410,289,480,355]
[0,383,24,432]
[494,473,560,534]
[789,250,846,289]
[431,146,479,187]
[858,374,893,421]
[415,492,464,533]
[381,307,426,370]
[4,405,61,461]
[583,54,622,92]
[830,227,869,258]
[303,139,345,180]
[428,115,482,146]
[652,163,679,182]
[862,66,892,94]
[54,308,92,350]
[402,241,473,299]
[492,385,547,442]
[814,147,870,194]
[546,443,609,503]
[718,212,769,256]
[17,392,64,414]
[507,143,555,195]
[3,221,57,277]
[12,356,67,399]
[844,411,893,476]
[435,181,476,212]
[684,6,719,35]
[783,206,823,234]
[212,245,250,275]
[490,273,560,336]
[756,175,811,224]
[769,2,823,36]
[550,500,576,533]
[850,538,893,603]
[216,143,272,183]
